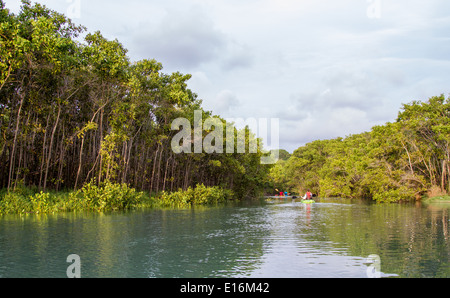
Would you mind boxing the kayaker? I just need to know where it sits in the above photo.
[303,190,312,200]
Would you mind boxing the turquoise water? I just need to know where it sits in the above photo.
[0,199,448,278]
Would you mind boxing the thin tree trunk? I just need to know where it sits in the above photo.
[14,112,32,188]
[140,146,150,191]
[74,137,85,190]
[56,128,65,191]
[14,133,24,189]
[43,104,61,191]
[401,141,414,175]
[150,145,159,193]
[76,104,106,188]
[98,108,104,184]
[156,145,163,193]
[122,139,133,184]
[184,159,191,190]
[170,157,176,192]
[441,160,447,193]
[121,141,127,184]
[163,155,171,192]
[8,94,24,190]
[39,114,51,190]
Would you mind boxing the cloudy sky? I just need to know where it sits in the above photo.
[6,0,450,152]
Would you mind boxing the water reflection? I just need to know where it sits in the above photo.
[0,200,448,278]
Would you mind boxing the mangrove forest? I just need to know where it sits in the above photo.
[1,1,450,214]
[0,0,271,214]
[270,94,450,203]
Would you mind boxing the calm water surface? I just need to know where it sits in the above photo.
[0,199,448,278]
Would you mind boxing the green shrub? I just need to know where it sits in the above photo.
[0,182,234,215]
[0,192,33,215]
[30,191,55,214]
[372,186,416,203]
[156,184,235,208]
[79,180,145,212]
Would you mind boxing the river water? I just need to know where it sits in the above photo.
[0,199,448,278]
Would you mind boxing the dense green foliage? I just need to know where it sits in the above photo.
[2,1,449,206]
[0,182,236,215]
[156,184,235,209]
[270,95,450,202]
[0,181,147,214]
[0,1,270,200]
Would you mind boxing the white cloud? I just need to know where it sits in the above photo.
[6,0,450,153]
[126,6,227,70]
[211,90,240,115]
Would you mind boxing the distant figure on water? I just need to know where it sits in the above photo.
[303,190,313,200]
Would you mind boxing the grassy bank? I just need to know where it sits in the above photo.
[424,195,450,204]
[0,182,236,215]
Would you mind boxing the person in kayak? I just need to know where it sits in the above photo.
[303,190,313,200]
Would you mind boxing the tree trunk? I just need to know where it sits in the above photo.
[98,108,104,184]
[43,104,61,191]
[184,159,191,190]
[8,94,24,190]
[39,114,50,190]
[14,132,24,189]
[122,139,133,184]
[401,141,414,175]
[442,160,447,193]
[156,145,163,193]
[162,155,171,192]
[56,127,65,191]
[74,137,85,189]
[170,157,176,192]
[150,145,159,193]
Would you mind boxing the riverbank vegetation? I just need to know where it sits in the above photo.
[0,0,270,214]
[0,182,236,215]
[270,95,450,203]
[2,1,450,209]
